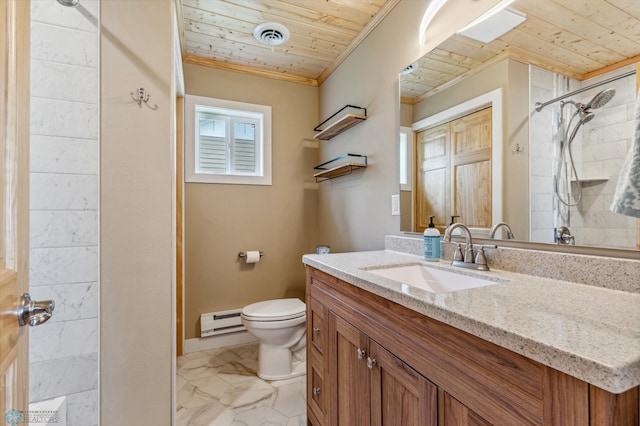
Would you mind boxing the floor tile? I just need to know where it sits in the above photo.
[176,343,306,425]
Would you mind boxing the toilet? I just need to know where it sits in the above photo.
[241,298,306,381]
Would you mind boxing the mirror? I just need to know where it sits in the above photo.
[399,0,640,253]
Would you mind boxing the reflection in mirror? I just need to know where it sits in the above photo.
[399,0,640,253]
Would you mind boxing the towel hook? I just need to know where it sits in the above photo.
[130,87,150,107]
[512,143,525,155]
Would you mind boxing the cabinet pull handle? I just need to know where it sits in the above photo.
[312,387,321,396]
[312,327,320,334]
[356,348,366,360]
[367,357,377,369]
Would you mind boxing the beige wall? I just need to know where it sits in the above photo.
[411,59,530,239]
[317,0,504,252]
[183,64,319,339]
[101,0,175,424]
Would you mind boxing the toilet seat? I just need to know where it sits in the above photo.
[241,298,305,321]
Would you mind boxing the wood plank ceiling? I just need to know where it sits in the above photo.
[178,0,400,86]
[401,0,640,103]
[177,0,640,96]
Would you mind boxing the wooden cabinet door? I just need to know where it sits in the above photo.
[441,391,492,426]
[370,341,437,426]
[330,312,371,426]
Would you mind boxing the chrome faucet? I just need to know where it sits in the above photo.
[488,222,514,239]
[443,223,494,271]
[443,223,474,261]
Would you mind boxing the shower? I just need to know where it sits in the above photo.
[57,0,79,6]
[554,88,615,207]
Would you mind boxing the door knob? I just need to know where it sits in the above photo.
[367,357,377,369]
[16,293,55,327]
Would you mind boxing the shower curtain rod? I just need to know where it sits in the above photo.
[534,69,636,112]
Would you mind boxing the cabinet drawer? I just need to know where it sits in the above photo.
[309,296,326,354]
[308,348,326,423]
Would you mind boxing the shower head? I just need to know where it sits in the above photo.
[564,107,594,145]
[584,88,615,110]
[578,109,594,124]
[57,0,79,6]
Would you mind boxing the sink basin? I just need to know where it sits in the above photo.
[365,264,501,293]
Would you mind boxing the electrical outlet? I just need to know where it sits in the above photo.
[391,194,400,216]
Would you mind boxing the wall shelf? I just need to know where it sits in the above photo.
[313,153,367,182]
[313,105,367,140]
[571,177,609,184]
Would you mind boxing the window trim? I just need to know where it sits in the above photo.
[185,95,272,185]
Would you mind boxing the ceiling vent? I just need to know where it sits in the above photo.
[253,22,290,47]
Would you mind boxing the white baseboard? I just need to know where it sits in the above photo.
[184,331,257,354]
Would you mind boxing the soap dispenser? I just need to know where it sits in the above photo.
[423,216,441,262]
[448,215,461,236]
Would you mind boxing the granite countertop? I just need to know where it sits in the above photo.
[302,250,640,394]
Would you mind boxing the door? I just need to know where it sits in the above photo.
[1,0,31,419]
[2,0,54,420]
[370,341,437,426]
[441,392,492,426]
[450,108,492,229]
[414,108,492,232]
[415,123,450,232]
[331,313,370,425]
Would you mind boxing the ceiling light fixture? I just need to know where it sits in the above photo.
[457,0,526,43]
[419,0,449,44]
[253,22,290,47]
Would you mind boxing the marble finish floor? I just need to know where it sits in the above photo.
[176,343,306,425]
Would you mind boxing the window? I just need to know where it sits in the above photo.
[185,95,272,185]
[399,126,413,191]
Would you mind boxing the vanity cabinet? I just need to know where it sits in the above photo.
[331,312,437,425]
[307,296,328,425]
[305,266,639,426]
[441,392,492,426]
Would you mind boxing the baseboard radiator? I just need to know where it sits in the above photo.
[200,308,246,337]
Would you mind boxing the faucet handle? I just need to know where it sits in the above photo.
[464,244,474,263]
[477,244,498,250]
[453,244,464,261]
[474,246,488,266]
[474,245,497,268]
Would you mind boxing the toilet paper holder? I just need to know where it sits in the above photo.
[238,251,264,259]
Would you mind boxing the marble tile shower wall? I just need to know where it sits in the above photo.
[529,65,637,249]
[572,67,637,248]
[529,66,579,243]
[529,66,559,243]
[29,1,100,425]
